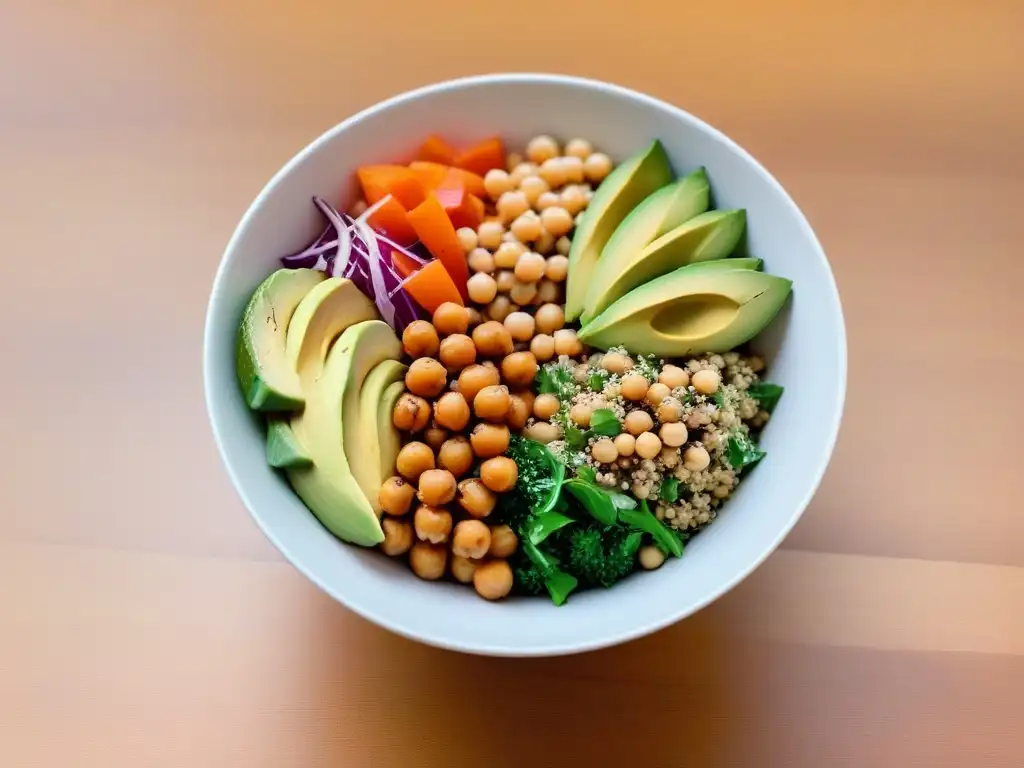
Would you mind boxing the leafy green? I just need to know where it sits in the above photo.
[576,465,597,484]
[496,436,565,530]
[713,391,726,407]
[565,524,643,588]
[564,479,618,526]
[726,432,766,470]
[564,425,588,451]
[522,539,578,606]
[587,370,610,392]
[660,476,680,503]
[589,408,622,437]
[618,500,684,558]
[535,364,576,400]
[657,526,690,556]
[527,510,576,545]
[747,382,784,413]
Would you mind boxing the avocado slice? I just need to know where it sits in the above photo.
[352,359,407,512]
[266,417,312,469]
[236,268,325,411]
[581,168,710,323]
[578,265,791,356]
[286,320,402,547]
[285,277,377,378]
[564,140,674,320]
[582,208,746,324]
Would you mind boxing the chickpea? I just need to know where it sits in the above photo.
[507,155,530,175]
[564,138,593,160]
[471,422,510,458]
[438,334,476,372]
[456,364,500,404]
[494,269,515,294]
[514,388,535,414]
[545,254,569,282]
[535,279,560,304]
[619,374,649,401]
[423,424,449,451]
[614,433,636,457]
[583,152,613,183]
[540,206,574,237]
[405,357,447,398]
[526,135,560,164]
[456,226,478,254]
[591,438,618,464]
[499,311,533,342]
[531,303,564,336]
[431,302,468,336]
[457,478,498,518]
[401,320,440,359]
[657,398,683,424]
[501,351,538,388]
[519,175,550,206]
[533,393,560,420]
[506,394,531,430]
[393,393,431,432]
[486,295,513,323]
[474,384,511,422]
[380,517,414,557]
[683,445,711,472]
[646,382,671,406]
[413,503,453,543]
[659,364,689,389]
[467,272,498,304]
[473,559,514,600]
[624,410,654,435]
[477,220,505,250]
[635,431,663,460]
[452,519,492,559]
[539,157,568,188]
[467,248,495,275]
[378,476,416,516]
[488,525,518,558]
[472,321,514,357]
[660,422,689,448]
[513,251,546,283]
[432,391,470,431]
[639,545,666,570]
[480,456,518,492]
[497,189,530,221]
[418,468,457,506]
[570,403,592,427]
[466,307,483,328]
[536,191,560,210]
[749,355,766,373]
[561,157,585,185]
[508,279,537,306]
[511,212,543,242]
[450,555,479,584]
[437,435,474,478]
[409,541,447,580]
[555,236,571,256]
[530,333,556,362]
[534,228,555,255]
[396,441,434,481]
[494,241,525,269]
[660,446,680,468]
[552,328,582,357]
[601,352,632,375]
[484,168,514,201]
[524,420,561,444]
[692,369,721,395]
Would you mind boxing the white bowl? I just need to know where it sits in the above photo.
[203,73,846,657]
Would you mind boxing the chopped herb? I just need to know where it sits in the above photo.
[618,500,684,558]
[564,425,588,451]
[522,539,578,606]
[576,465,597,484]
[660,476,680,503]
[587,370,610,392]
[726,432,766,470]
[747,381,784,413]
[535,364,576,400]
[713,391,726,407]
[527,510,576,545]
[589,408,622,436]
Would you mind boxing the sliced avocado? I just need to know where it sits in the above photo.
[286,320,402,547]
[378,380,406,480]
[564,140,674,320]
[578,266,792,356]
[285,277,377,377]
[582,209,746,324]
[236,268,325,411]
[352,359,407,512]
[581,168,710,323]
[266,417,312,469]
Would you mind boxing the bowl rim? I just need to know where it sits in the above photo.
[203,72,848,656]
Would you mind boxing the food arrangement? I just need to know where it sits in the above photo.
[234,131,792,604]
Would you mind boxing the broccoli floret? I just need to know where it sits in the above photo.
[563,523,643,588]
[513,559,548,596]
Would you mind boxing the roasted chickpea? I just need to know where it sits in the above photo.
[474,384,511,422]
[396,441,434,481]
[472,321,514,358]
[635,431,663,460]
[506,394,531,430]
[509,279,538,306]
[413,504,452,544]
[393,393,430,432]
[545,254,569,282]
[560,184,587,215]
[692,369,721,395]
[433,391,470,431]
[494,240,526,269]
[538,157,568,188]
[497,189,530,221]
[570,403,592,427]
[591,438,618,464]
[511,212,543,242]
[514,251,547,283]
[494,269,515,294]
[424,424,449,451]
[480,456,518,492]
[431,302,469,336]
[583,152,613,184]
[457,364,500,404]
[552,328,582,357]
[477,220,505,250]
[501,351,538,388]
[526,135,560,164]
[457,478,498,518]
[620,374,649,401]
[504,311,535,342]
[646,382,671,406]
[409,541,447,580]
[659,364,689,389]
[439,334,477,372]
[535,278,560,304]
[555,236,571,256]
[483,168,514,200]
[540,206,574,237]
[488,525,518,558]
[530,333,556,362]
[533,393,560,420]
[624,410,654,435]
[405,357,447,398]
[402,320,440,359]
[452,519,492,559]
[601,352,632,375]
[524,420,561,443]
[534,303,565,335]
[561,156,585,184]
[467,248,494,276]
[466,307,483,328]
[450,555,479,584]
[466,272,498,304]
[417,469,457,506]
[515,389,535,413]
[437,435,474,478]
[519,175,550,207]
[534,229,556,255]
[683,445,711,472]
[473,559,514,600]
[380,517,414,557]
[471,422,510,458]
[659,422,689,448]
[638,545,666,570]
[378,476,416,516]
[614,433,636,457]
[536,190,560,210]
[486,295,513,323]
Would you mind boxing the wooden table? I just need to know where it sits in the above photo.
[3,1,1022,764]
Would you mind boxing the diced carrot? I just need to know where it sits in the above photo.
[453,136,506,176]
[408,161,486,199]
[406,193,470,301]
[401,259,464,313]
[434,177,485,231]
[356,165,426,210]
[415,135,458,165]
[406,161,449,191]
[367,197,417,246]
[391,250,422,279]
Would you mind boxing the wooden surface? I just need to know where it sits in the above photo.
[3,1,1023,765]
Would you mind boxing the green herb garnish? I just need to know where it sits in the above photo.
[564,425,588,451]
[535,364,576,399]
[589,408,622,436]
[587,370,610,392]
[618,499,684,558]
[726,432,766,470]
[576,465,597,484]
[747,381,784,413]
[527,510,576,545]
[660,476,680,503]
[564,478,618,526]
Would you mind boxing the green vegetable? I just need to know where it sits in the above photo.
[535,364,576,400]
[747,381,784,413]
[522,539,578,606]
[565,524,643,588]
[563,477,635,526]
[660,476,679,503]
[564,425,588,451]
[589,408,622,436]
[618,500,683,558]
[587,370,610,392]
[726,432,766,470]
[527,510,576,544]
[576,465,597,484]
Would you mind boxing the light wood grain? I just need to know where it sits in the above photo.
[2,0,1023,765]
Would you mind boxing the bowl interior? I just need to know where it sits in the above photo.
[204,74,845,656]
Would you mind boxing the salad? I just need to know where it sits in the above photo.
[235,131,792,604]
